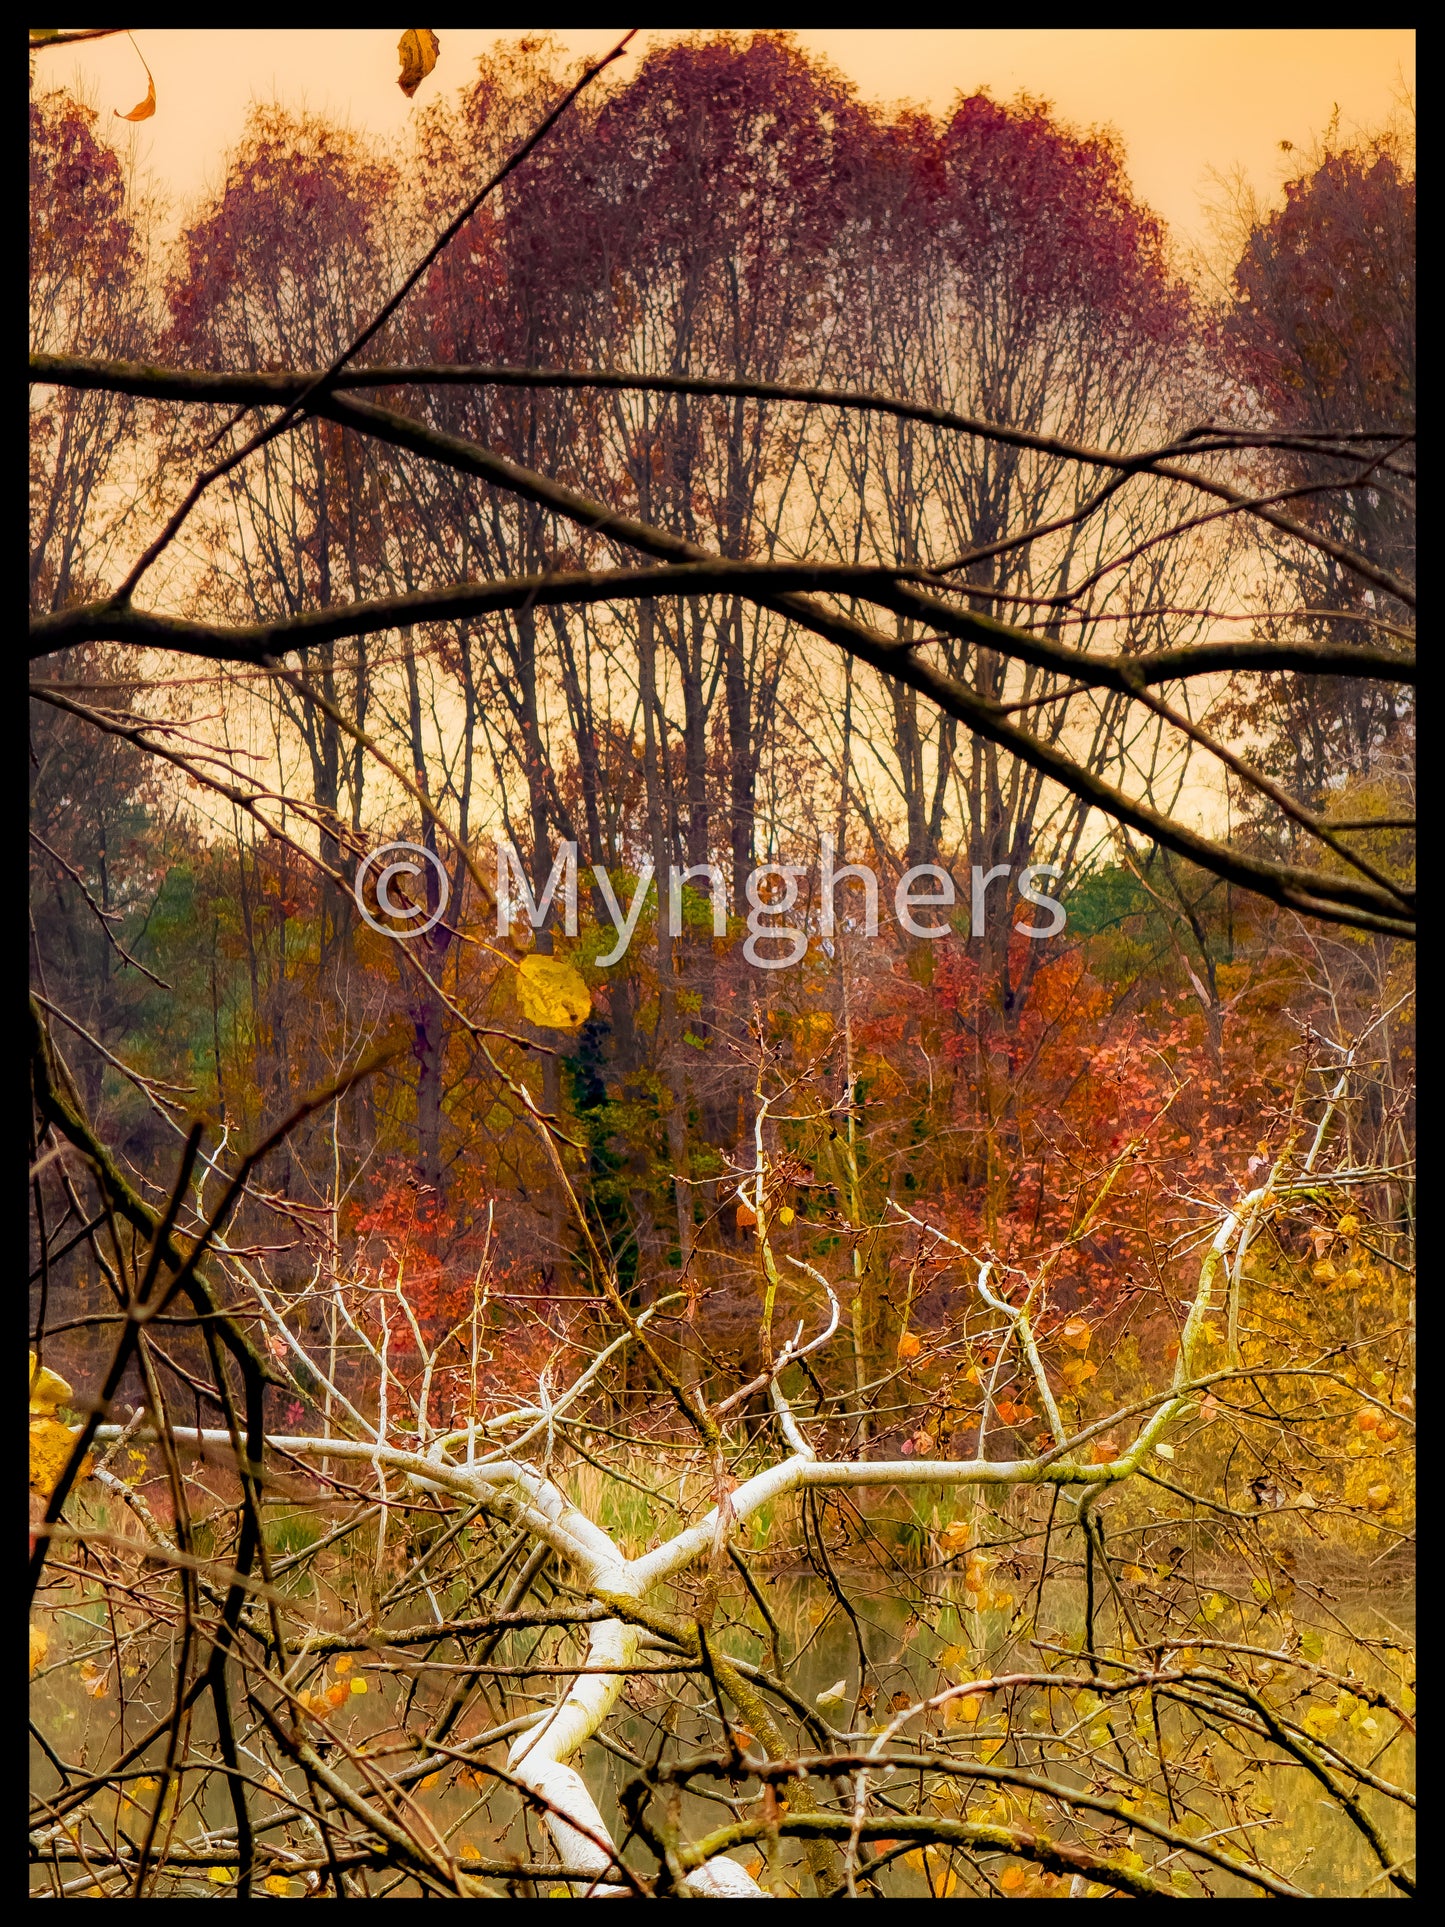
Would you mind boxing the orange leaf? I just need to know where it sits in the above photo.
[1090,1435,1120,1464]
[115,52,156,122]
[736,1199,757,1228]
[896,1331,922,1361]
[1060,1317,1092,1352]
[397,29,440,99]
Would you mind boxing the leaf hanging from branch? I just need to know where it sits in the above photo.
[397,29,440,99]
[114,39,156,122]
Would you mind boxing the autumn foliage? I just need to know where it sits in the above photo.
[29,35,1413,1903]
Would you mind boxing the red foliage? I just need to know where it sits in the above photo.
[1226,140,1414,425]
[30,90,137,281]
[163,105,395,362]
[930,93,1189,346]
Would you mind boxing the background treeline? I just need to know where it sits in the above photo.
[29,34,1413,1417]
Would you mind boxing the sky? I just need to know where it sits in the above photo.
[40,28,1414,250]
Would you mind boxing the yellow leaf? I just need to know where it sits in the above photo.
[777,1205,795,1225]
[208,1866,234,1884]
[1122,1564,1149,1586]
[350,1676,368,1695]
[977,1735,1005,1762]
[334,1654,353,1675]
[29,1624,48,1675]
[1302,1703,1339,1739]
[896,1330,921,1361]
[515,954,591,1029]
[397,28,440,99]
[938,1642,971,1668]
[1335,1214,1359,1237]
[29,1351,73,1416]
[30,1415,91,1498]
[1364,1482,1394,1513]
[264,1876,300,1896]
[950,1693,982,1724]
[940,1520,970,1552]
[114,58,156,123]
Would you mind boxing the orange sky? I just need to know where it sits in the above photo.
[41,28,1413,248]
